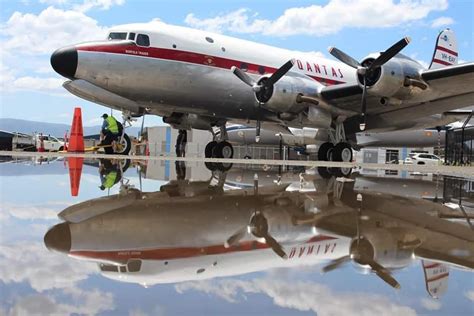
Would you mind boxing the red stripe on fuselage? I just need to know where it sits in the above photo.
[435,45,458,57]
[77,44,345,86]
[70,236,337,261]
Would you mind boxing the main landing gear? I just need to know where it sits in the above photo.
[205,126,234,159]
[318,122,353,162]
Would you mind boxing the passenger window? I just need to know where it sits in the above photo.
[137,34,150,47]
[108,32,127,40]
[128,32,136,41]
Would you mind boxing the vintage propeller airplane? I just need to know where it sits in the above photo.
[44,163,473,294]
[51,23,474,161]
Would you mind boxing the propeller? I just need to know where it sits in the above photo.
[329,37,411,131]
[321,193,400,289]
[225,211,288,259]
[231,60,295,142]
[224,173,287,259]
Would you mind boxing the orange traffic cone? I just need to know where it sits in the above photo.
[68,107,84,152]
[38,133,45,152]
[68,157,83,196]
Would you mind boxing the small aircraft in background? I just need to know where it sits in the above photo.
[51,23,474,161]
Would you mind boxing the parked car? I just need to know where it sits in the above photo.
[35,134,66,152]
[404,153,443,165]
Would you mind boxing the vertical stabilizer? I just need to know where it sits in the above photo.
[429,29,458,69]
[421,260,449,299]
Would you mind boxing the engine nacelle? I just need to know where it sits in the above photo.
[359,54,424,101]
[258,75,321,113]
[351,229,417,271]
[163,113,216,131]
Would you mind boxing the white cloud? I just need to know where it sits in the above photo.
[465,290,474,301]
[420,297,442,310]
[175,278,417,316]
[0,202,70,221]
[0,242,96,292]
[2,6,107,55]
[74,0,125,13]
[185,0,449,37]
[430,16,454,28]
[7,289,114,316]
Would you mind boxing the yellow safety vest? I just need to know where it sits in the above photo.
[106,116,119,134]
[103,171,118,188]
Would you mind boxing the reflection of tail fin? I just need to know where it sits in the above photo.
[421,260,449,299]
[429,28,458,69]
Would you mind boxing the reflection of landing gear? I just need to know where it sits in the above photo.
[318,122,353,162]
[317,166,353,178]
[205,126,234,158]
[205,162,233,172]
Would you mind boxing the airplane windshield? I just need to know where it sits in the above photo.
[108,32,127,40]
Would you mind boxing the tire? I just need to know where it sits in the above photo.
[317,167,333,179]
[212,141,234,158]
[216,163,233,172]
[205,141,217,158]
[114,134,131,155]
[205,162,218,171]
[318,142,334,161]
[331,167,352,178]
[332,142,353,162]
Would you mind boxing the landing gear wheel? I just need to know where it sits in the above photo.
[331,167,353,178]
[318,142,334,161]
[205,162,218,171]
[332,142,353,162]
[114,134,131,155]
[212,141,234,158]
[317,167,333,179]
[205,141,217,158]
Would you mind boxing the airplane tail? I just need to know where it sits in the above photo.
[429,28,458,69]
[421,260,449,299]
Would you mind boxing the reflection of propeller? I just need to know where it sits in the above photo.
[329,38,410,131]
[231,60,295,142]
[225,173,287,259]
[321,193,400,289]
[225,211,288,259]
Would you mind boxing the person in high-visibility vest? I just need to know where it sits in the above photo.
[99,114,122,153]
[99,159,122,190]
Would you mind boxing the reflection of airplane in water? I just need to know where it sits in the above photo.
[44,163,473,296]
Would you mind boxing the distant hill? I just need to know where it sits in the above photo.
[0,118,141,137]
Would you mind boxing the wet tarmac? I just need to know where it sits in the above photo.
[0,153,473,315]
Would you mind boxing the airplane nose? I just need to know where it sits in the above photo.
[50,46,78,79]
[44,223,71,254]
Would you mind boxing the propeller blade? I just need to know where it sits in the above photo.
[224,227,247,248]
[231,66,257,88]
[328,47,361,69]
[360,75,368,131]
[368,260,401,289]
[368,37,411,71]
[266,59,295,86]
[321,255,351,273]
[263,233,287,259]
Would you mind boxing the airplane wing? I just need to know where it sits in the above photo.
[318,63,474,131]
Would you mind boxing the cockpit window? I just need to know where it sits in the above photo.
[128,32,136,41]
[136,34,150,47]
[108,32,127,40]
[99,264,119,272]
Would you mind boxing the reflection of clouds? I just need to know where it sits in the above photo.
[1,241,115,315]
[420,298,442,311]
[0,202,72,221]
[7,289,114,316]
[0,242,95,292]
[465,290,474,301]
[175,279,417,316]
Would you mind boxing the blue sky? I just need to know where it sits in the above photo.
[0,0,473,128]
